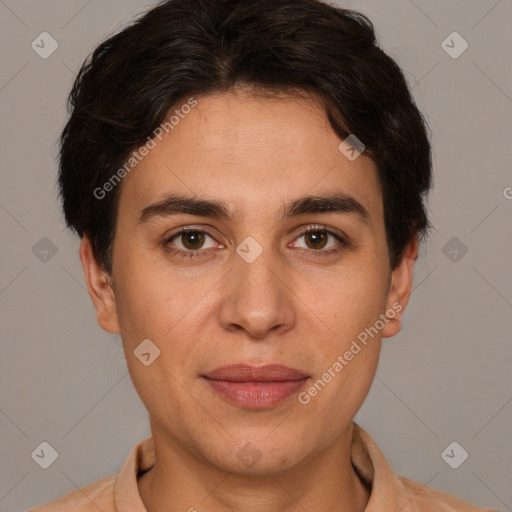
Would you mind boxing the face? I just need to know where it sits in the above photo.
[81,90,416,474]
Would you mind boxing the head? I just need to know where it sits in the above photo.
[60,0,432,474]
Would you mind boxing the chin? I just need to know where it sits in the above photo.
[205,434,310,475]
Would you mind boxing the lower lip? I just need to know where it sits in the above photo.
[203,378,309,409]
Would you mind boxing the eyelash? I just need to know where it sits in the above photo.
[163,225,349,259]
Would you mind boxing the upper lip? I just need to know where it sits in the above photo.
[203,364,309,382]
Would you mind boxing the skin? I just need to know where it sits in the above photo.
[80,89,418,512]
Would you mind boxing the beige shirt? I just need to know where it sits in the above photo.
[29,423,497,511]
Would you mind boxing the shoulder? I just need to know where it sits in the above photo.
[28,473,117,512]
[394,474,499,512]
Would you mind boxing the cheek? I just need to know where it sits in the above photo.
[298,286,383,435]
[308,263,388,339]
[112,248,187,338]
[301,259,387,405]
[112,249,212,383]
[115,274,199,421]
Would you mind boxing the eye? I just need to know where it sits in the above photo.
[290,225,348,255]
[164,228,223,258]
[163,225,349,260]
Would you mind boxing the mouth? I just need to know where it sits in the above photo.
[202,364,310,409]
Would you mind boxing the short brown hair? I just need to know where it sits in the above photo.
[58,0,432,273]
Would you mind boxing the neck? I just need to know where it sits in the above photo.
[138,422,371,512]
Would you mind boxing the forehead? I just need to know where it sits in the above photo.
[117,91,382,224]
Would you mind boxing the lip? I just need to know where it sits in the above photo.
[203,364,309,381]
[202,364,310,409]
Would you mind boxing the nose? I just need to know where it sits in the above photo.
[217,247,296,339]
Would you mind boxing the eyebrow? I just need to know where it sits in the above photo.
[137,192,370,225]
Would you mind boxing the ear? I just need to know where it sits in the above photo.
[79,235,120,334]
[381,237,419,339]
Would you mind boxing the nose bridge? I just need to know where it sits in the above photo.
[218,242,295,338]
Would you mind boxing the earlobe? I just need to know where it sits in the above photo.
[381,237,419,339]
[79,236,120,334]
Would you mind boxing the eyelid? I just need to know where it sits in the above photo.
[165,225,219,242]
[294,223,348,240]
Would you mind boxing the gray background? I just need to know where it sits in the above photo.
[0,0,511,510]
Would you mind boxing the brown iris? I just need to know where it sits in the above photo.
[181,231,206,250]
[304,230,328,250]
